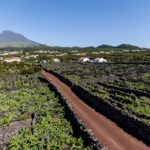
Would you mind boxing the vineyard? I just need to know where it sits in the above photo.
[0,73,93,150]
[45,62,150,126]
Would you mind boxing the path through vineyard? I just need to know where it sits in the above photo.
[42,70,150,150]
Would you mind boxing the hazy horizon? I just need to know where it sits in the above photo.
[0,0,150,47]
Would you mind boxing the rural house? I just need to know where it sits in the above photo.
[3,57,21,63]
[53,58,60,63]
[79,57,90,63]
[94,58,107,63]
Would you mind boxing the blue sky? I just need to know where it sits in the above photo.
[0,0,150,47]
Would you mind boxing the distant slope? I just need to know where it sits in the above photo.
[116,44,141,49]
[97,44,142,50]
[0,30,40,47]
[97,44,114,49]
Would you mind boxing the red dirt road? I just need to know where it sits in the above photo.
[42,70,150,150]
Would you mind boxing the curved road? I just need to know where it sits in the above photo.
[42,70,150,150]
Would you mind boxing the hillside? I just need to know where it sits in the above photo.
[97,44,142,50]
[0,30,40,47]
[116,44,141,49]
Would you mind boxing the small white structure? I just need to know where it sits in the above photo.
[94,58,107,63]
[53,58,60,63]
[3,57,21,63]
[43,60,47,64]
[0,52,9,56]
[25,55,38,59]
[79,57,90,63]
[123,50,129,52]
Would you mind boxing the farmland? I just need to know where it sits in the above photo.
[45,62,150,126]
[0,48,150,149]
[0,73,92,149]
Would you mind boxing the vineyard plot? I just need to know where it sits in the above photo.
[0,74,92,150]
[45,62,150,125]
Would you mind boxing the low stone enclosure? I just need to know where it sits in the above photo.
[40,76,107,150]
[44,69,150,146]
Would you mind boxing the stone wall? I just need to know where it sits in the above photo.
[40,74,106,150]
[44,69,150,145]
[98,82,150,98]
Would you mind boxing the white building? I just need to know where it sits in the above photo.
[79,57,90,63]
[94,58,107,63]
[24,55,38,59]
[123,50,129,52]
[3,57,21,63]
[53,58,60,63]
[0,52,9,56]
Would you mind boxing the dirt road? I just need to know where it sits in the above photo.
[42,70,150,150]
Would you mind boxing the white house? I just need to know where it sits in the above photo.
[53,58,60,63]
[79,57,90,63]
[123,50,129,52]
[3,57,21,63]
[94,58,107,63]
[0,52,9,56]
[25,55,38,59]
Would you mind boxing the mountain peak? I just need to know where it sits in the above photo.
[0,30,40,47]
[2,30,14,33]
[1,30,19,36]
